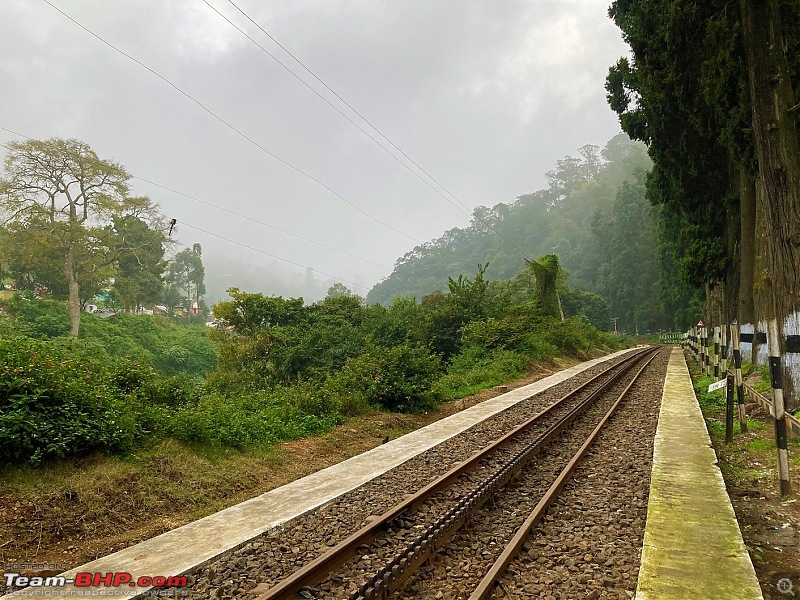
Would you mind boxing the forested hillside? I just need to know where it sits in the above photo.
[368,134,698,333]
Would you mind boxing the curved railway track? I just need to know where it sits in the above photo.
[247,346,662,600]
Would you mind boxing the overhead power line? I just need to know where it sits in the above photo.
[200,0,471,220]
[218,0,530,257]
[40,0,422,246]
[0,127,386,298]
[0,125,390,270]
[36,1,479,279]
[133,177,391,270]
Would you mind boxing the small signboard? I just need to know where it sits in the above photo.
[708,379,726,392]
[697,320,705,328]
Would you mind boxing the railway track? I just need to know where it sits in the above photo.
[242,346,662,600]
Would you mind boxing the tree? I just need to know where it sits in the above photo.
[166,244,205,307]
[526,255,566,320]
[326,282,353,298]
[0,139,149,336]
[606,0,800,405]
[212,288,305,334]
[594,170,664,333]
[109,214,168,311]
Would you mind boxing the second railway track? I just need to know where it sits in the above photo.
[182,347,666,600]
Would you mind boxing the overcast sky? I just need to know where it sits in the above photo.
[0,0,628,298]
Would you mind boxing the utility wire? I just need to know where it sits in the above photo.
[220,0,530,257]
[40,0,422,246]
[0,125,390,270]
[133,176,391,270]
[0,127,389,299]
[201,0,471,220]
[37,1,476,281]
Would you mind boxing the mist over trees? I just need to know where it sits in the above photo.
[368,134,688,334]
[203,255,360,307]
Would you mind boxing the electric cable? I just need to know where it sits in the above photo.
[40,0,422,246]
[0,125,389,270]
[37,2,497,277]
[178,221,371,293]
[219,0,530,257]
[201,0,472,220]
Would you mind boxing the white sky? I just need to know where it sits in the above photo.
[0,0,628,298]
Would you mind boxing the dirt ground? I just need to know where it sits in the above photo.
[0,358,575,580]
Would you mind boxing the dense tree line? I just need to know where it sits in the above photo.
[367,134,692,334]
[605,0,800,406]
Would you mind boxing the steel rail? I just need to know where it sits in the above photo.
[258,346,655,600]
[348,347,659,600]
[469,349,660,599]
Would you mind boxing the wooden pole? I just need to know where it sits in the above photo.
[714,326,720,378]
[767,318,792,497]
[726,374,734,443]
[721,325,728,376]
[701,328,706,373]
[731,323,748,433]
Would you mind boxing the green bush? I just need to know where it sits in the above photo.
[162,392,340,448]
[327,343,442,412]
[0,335,140,464]
[540,316,610,355]
[517,332,559,361]
[432,345,529,400]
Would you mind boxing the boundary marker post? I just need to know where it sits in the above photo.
[767,318,792,497]
[730,323,748,433]
[726,373,734,443]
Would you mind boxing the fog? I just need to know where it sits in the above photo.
[0,0,628,300]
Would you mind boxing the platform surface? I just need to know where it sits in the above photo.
[635,348,762,599]
[2,349,634,598]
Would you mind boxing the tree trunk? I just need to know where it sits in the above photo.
[738,169,756,325]
[740,0,800,408]
[64,246,81,337]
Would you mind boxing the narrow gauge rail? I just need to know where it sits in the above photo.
[259,346,659,600]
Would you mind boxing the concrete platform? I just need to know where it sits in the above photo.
[2,349,635,598]
[636,348,762,599]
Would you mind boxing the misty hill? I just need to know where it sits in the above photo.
[367,134,670,330]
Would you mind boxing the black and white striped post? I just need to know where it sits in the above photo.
[704,327,710,375]
[726,372,734,443]
[713,326,720,378]
[730,322,748,434]
[767,318,792,497]
[700,327,705,372]
[721,324,728,376]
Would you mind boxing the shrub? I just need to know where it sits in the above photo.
[432,345,529,400]
[540,317,597,355]
[163,392,340,448]
[518,333,559,361]
[328,343,442,412]
[0,335,140,464]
